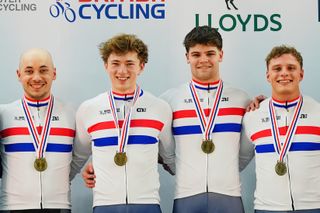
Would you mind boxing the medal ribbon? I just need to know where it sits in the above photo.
[22,95,54,159]
[108,85,141,153]
[189,80,223,140]
[269,96,303,161]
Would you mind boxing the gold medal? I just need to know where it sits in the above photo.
[114,152,127,166]
[275,161,287,176]
[201,139,215,154]
[34,158,47,172]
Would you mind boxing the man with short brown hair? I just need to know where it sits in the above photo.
[241,45,320,213]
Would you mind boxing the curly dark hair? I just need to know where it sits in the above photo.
[183,26,223,52]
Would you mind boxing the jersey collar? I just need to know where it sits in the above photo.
[112,90,144,101]
[24,95,50,107]
[191,79,220,91]
[271,96,300,109]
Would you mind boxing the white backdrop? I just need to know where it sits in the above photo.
[1,0,320,212]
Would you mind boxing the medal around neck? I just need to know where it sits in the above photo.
[275,161,287,176]
[34,158,47,172]
[22,96,54,173]
[114,152,127,166]
[201,139,215,154]
[189,81,223,156]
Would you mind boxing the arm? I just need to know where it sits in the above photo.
[82,162,96,188]
[158,101,176,175]
[246,95,267,112]
[0,105,3,179]
[70,104,92,180]
[0,155,2,179]
[239,114,255,171]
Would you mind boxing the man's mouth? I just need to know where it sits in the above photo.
[30,83,45,89]
[117,76,129,81]
[197,65,212,69]
[277,79,292,84]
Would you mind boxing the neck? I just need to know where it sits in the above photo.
[271,93,301,102]
[24,95,51,102]
[192,78,220,85]
[112,87,136,95]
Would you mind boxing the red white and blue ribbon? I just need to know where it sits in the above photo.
[21,95,54,159]
[269,96,303,161]
[108,85,141,153]
[189,80,223,140]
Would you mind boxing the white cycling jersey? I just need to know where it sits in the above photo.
[161,79,251,199]
[71,90,175,207]
[0,96,75,210]
[242,96,320,211]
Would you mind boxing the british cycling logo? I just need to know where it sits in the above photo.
[50,0,76,23]
[49,0,166,23]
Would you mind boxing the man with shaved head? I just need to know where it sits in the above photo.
[0,48,75,213]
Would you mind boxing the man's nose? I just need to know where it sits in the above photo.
[280,68,289,76]
[32,71,42,81]
[199,55,209,62]
[118,64,127,73]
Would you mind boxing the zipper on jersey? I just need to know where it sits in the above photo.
[123,103,129,204]
[40,172,44,209]
[37,101,41,124]
[284,112,295,210]
[287,156,295,210]
[125,164,129,204]
[206,154,209,192]
[35,103,44,209]
[206,93,209,192]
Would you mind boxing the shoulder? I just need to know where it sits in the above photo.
[53,97,76,114]
[303,95,319,104]
[159,83,188,104]
[222,82,251,108]
[0,99,21,113]
[78,92,106,111]
[244,98,270,120]
[223,82,250,99]
[142,90,171,111]
[302,95,320,111]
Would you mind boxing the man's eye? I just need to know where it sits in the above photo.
[287,66,295,71]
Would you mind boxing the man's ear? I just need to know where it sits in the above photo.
[185,52,190,64]
[17,69,21,82]
[53,68,57,80]
[299,68,304,82]
[266,70,271,83]
[138,63,145,75]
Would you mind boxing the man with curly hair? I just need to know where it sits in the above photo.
[71,34,174,213]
